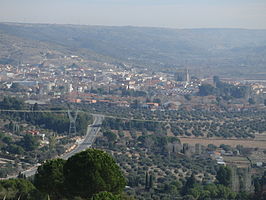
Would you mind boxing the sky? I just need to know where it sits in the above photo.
[0,0,266,29]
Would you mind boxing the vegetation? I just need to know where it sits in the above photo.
[0,97,265,199]
[79,100,266,139]
[0,96,92,135]
[0,96,25,110]
[198,84,216,96]
[94,127,245,199]
[0,178,42,200]
[216,166,232,187]
[1,126,264,200]
[0,149,127,199]
[1,23,266,200]
[91,191,121,200]
[93,125,265,200]
[254,171,266,200]
[0,97,93,178]
[102,110,266,138]
[34,159,66,199]
[33,149,126,199]
[64,149,126,198]
[187,183,236,200]
[19,134,39,151]
[1,133,39,155]
[199,78,248,99]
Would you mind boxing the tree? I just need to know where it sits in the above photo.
[206,144,217,151]
[213,76,220,87]
[2,135,12,145]
[33,103,39,111]
[149,173,153,189]
[219,144,232,152]
[5,144,24,155]
[63,149,126,198]
[48,134,56,152]
[103,130,117,143]
[182,195,196,200]
[91,191,121,200]
[216,96,222,104]
[182,174,197,195]
[0,178,39,200]
[188,183,236,200]
[145,171,149,190]
[76,113,93,134]
[34,159,66,199]
[0,96,25,110]
[248,98,255,105]
[198,84,216,96]
[216,166,232,187]
[163,181,182,196]
[254,171,266,199]
[19,134,39,151]
[184,94,192,101]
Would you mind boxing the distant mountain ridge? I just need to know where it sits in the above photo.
[0,22,266,77]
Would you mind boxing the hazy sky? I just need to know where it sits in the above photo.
[1,0,266,29]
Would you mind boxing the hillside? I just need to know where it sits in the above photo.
[0,22,266,77]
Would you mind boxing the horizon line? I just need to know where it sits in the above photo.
[1,21,266,31]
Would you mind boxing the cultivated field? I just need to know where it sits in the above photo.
[179,134,266,149]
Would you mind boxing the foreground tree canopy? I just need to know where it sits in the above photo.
[34,158,66,199]
[91,191,121,200]
[34,148,126,199]
[64,149,126,198]
[0,178,40,200]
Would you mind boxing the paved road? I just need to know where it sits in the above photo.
[61,114,104,159]
[21,114,104,177]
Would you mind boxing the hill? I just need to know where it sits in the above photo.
[0,22,266,77]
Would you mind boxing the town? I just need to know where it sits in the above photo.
[0,52,266,199]
[1,54,266,111]
[0,14,266,198]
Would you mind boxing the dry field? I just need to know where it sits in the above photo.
[178,134,266,149]
[112,129,266,149]
[223,156,250,167]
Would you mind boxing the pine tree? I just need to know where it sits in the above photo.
[145,171,149,190]
[172,145,175,153]
[216,166,232,186]
[149,173,153,189]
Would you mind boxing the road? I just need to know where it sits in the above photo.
[21,114,104,177]
[61,114,104,159]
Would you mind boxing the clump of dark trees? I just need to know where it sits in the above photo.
[179,166,238,200]
[1,132,39,155]
[254,171,266,200]
[199,76,248,99]
[0,149,127,200]
[0,96,92,135]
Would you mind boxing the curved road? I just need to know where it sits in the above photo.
[22,114,104,177]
